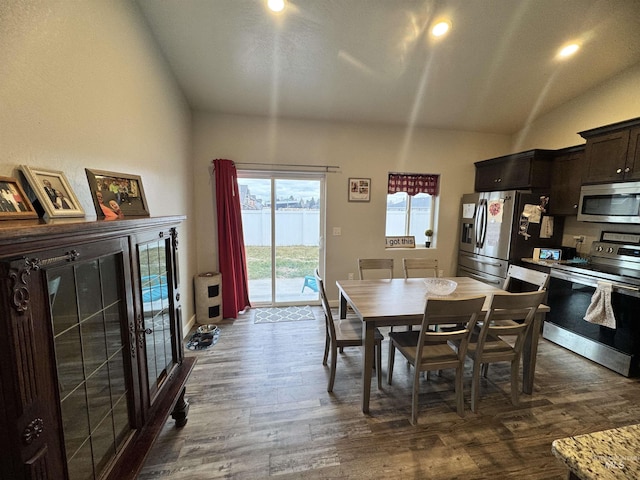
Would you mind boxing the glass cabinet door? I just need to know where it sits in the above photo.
[137,236,176,401]
[48,250,131,480]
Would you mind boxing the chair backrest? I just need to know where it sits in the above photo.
[503,265,549,292]
[315,268,337,341]
[416,295,486,361]
[476,290,546,357]
[402,258,438,279]
[358,258,394,279]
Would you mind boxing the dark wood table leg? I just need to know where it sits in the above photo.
[171,386,190,427]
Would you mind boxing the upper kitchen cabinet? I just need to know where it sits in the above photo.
[580,117,640,184]
[474,149,555,192]
[550,145,585,215]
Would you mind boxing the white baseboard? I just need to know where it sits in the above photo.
[183,314,197,339]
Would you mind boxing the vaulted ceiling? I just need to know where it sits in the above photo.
[136,0,640,134]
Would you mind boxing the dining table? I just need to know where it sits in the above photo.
[336,276,550,414]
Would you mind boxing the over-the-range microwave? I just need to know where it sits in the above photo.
[578,181,640,223]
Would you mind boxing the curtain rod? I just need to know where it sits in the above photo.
[234,162,339,172]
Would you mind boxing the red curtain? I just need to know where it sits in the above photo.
[387,173,439,196]
[213,159,251,318]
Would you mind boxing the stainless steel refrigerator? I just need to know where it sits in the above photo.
[457,191,564,286]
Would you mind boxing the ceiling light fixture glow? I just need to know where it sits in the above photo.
[558,43,580,58]
[431,20,451,37]
[267,0,286,13]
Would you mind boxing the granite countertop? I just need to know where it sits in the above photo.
[552,424,640,479]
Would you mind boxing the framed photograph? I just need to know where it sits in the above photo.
[20,165,85,218]
[85,168,150,218]
[348,177,371,202]
[0,176,39,220]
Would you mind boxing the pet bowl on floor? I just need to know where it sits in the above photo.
[197,324,218,334]
[187,325,220,350]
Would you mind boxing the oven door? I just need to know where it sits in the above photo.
[543,268,640,376]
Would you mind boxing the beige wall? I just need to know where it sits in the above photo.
[512,63,640,250]
[194,63,640,302]
[192,113,510,300]
[3,0,640,315]
[0,1,196,325]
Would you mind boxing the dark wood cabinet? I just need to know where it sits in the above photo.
[550,145,585,215]
[580,117,640,184]
[474,149,555,192]
[0,216,194,480]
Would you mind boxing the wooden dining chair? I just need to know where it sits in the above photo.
[503,264,550,292]
[402,258,439,279]
[465,290,546,413]
[358,258,394,280]
[315,269,383,392]
[387,295,485,425]
[479,265,549,377]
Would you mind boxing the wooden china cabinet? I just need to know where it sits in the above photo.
[0,216,195,480]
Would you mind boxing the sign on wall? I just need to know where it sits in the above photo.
[385,236,416,248]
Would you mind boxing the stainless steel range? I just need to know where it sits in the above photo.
[543,231,640,376]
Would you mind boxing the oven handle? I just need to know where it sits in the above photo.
[614,283,640,293]
[551,269,640,297]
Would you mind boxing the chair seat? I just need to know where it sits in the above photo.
[467,336,515,358]
[334,318,383,345]
[389,331,461,370]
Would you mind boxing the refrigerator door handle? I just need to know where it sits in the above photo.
[475,199,487,248]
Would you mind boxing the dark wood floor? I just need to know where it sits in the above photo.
[139,307,640,479]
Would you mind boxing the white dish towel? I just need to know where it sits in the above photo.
[583,281,616,329]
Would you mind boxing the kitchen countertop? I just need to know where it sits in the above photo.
[522,257,558,267]
[552,424,640,479]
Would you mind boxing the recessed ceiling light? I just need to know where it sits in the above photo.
[558,43,580,58]
[431,20,451,37]
[267,0,286,13]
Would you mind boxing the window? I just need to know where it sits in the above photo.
[385,173,439,246]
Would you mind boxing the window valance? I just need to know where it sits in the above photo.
[387,173,439,196]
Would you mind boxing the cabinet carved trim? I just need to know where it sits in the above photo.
[22,417,45,445]
[9,258,40,313]
[9,250,80,314]
[7,260,39,413]
[136,313,152,349]
[129,322,138,358]
[171,227,179,250]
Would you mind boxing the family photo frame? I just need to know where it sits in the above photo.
[348,177,371,202]
[20,165,85,218]
[85,168,150,218]
[0,175,38,220]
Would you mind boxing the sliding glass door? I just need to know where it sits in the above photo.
[238,172,323,306]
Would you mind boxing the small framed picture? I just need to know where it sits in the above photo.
[20,165,85,218]
[85,168,150,218]
[348,178,371,202]
[0,176,38,220]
